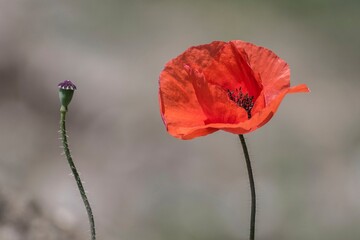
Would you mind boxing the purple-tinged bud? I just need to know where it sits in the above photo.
[58,80,77,112]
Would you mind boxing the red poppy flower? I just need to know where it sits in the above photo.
[159,40,309,140]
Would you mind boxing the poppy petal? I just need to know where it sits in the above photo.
[159,66,208,129]
[186,66,248,124]
[203,42,263,100]
[159,42,228,131]
[220,86,307,135]
[230,40,291,104]
[288,83,310,93]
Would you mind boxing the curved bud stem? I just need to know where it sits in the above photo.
[60,110,96,240]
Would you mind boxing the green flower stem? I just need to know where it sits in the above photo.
[239,134,256,240]
[60,109,96,240]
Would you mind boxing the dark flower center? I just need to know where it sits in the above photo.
[227,88,254,119]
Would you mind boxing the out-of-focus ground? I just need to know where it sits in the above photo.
[0,0,359,239]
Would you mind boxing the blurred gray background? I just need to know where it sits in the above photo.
[0,0,359,239]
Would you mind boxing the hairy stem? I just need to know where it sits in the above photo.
[60,110,96,240]
[239,134,256,240]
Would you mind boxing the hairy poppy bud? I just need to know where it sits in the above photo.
[58,80,77,112]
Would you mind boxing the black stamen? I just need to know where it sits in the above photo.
[227,87,254,119]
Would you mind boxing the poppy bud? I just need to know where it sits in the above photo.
[58,80,77,112]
